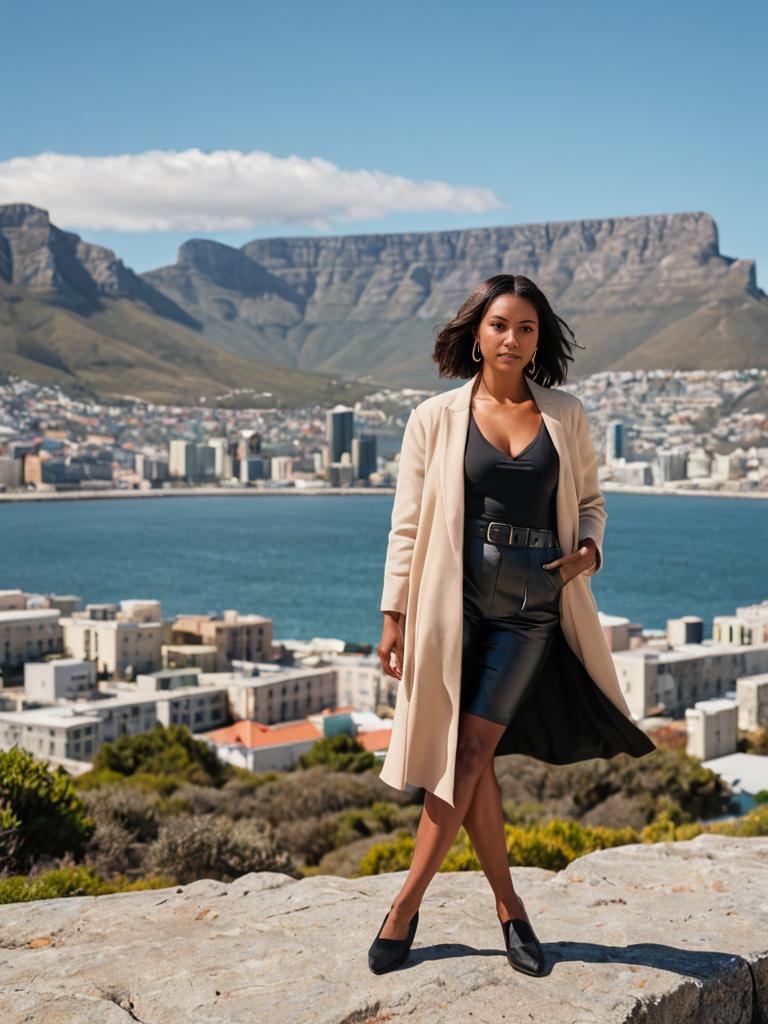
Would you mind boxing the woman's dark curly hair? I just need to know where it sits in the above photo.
[432,274,583,388]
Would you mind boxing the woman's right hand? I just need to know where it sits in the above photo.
[377,611,405,679]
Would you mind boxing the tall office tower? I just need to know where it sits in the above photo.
[193,443,217,482]
[328,462,354,487]
[169,439,189,480]
[657,450,688,481]
[605,420,626,464]
[208,437,229,478]
[145,457,169,483]
[228,438,241,479]
[326,407,354,463]
[352,434,377,482]
[240,457,268,483]
[271,455,294,481]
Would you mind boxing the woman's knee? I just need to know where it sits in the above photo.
[455,731,495,779]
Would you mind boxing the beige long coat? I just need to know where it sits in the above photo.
[378,371,637,808]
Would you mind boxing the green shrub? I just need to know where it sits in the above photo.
[82,723,231,789]
[143,814,300,884]
[0,865,173,904]
[369,802,400,832]
[505,818,639,871]
[357,818,641,875]
[0,747,95,873]
[494,747,730,830]
[274,813,342,867]
[358,831,416,875]
[298,735,376,773]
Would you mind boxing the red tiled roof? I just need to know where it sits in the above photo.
[207,719,322,749]
[356,728,392,752]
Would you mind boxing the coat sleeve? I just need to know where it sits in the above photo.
[379,407,427,615]
[574,399,606,576]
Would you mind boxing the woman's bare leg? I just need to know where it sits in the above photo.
[378,710,507,939]
[461,758,531,926]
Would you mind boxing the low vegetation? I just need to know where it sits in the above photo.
[1,724,766,903]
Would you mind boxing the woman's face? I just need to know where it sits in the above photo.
[474,294,540,369]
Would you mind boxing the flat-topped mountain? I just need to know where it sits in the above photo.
[1,203,766,403]
[144,211,768,388]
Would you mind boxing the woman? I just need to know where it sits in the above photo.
[368,274,656,977]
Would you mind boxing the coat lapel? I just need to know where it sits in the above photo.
[438,372,572,562]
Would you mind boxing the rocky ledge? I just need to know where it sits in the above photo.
[0,834,766,1024]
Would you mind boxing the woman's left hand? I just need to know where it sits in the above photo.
[542,538,598,584]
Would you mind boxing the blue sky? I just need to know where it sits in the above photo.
[2,0,765,288]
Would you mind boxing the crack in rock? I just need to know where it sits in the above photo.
[102,989,151,1023]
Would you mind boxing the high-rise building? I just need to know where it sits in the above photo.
[352,434,377,482]
[605,420,625,464]
[326,407,354,464]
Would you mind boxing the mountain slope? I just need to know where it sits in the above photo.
[0,205,372,407]
[142,211,768,387]
[2,203,766,402]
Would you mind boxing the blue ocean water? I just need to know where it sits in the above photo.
[1,492,765,646]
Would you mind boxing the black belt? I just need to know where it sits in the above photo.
[465,516,560,549]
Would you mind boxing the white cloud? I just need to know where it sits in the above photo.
[0,148,507,232]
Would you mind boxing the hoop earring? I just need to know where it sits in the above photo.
[527,348,537,375]
[472,338,483,363]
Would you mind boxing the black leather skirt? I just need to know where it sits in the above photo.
[461,518,565,725]
[460,516,657,765]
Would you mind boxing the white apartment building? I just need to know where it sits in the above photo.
[0,590,27,611]
[120,600,162,624]
[714,613,768,646]
[333,652,399,712]
[171,610,272,671]
[597,613,633,653]
[0,683,230,766]
[613,642,768,719]
[736,672,768,732]
[61,616,163,677]
[133,667,202,692]
[0,609,63,668]
[202,663,337,724]
[24,658,98,703]
[0,706,102,761]
[162,643,219,672]
[686,698,738,760]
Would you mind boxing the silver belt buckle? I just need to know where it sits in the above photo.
[486,521,513,545]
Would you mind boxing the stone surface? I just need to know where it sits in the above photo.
[1,834,766,1023]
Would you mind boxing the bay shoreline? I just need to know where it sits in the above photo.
[0,483,766,503]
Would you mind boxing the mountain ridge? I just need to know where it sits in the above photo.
[143,209,768,386]
[0,204,371,407]
[1,203,766,403]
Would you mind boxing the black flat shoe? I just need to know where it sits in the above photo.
[368,904,419,975]
[501,916,546,976]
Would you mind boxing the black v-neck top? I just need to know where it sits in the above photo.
[464,406,559,529]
